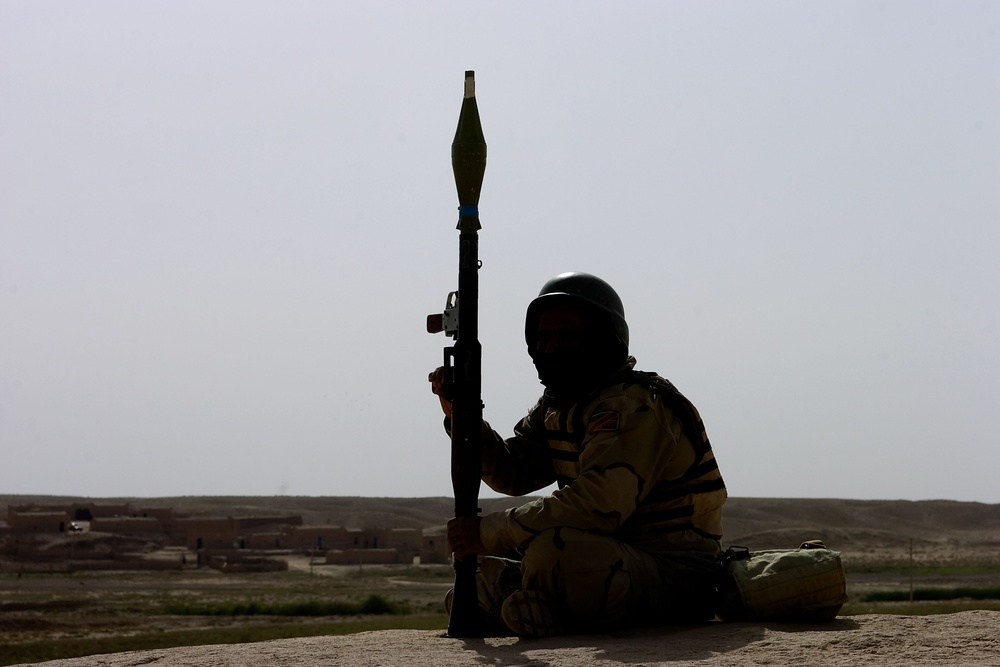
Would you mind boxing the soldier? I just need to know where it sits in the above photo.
[430,272,727,638]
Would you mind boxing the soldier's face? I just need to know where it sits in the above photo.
[535,306,588,357]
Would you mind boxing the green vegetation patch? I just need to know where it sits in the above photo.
[862,586,1000,602]
[846,563,1000,575]
[165,593,406,617]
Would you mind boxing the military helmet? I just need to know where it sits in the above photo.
[524,272,629,352]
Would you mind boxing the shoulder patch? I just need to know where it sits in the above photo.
[588,410,621,434]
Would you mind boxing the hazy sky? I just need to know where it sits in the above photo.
[2,2,997,504]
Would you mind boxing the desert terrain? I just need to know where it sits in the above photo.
[13,612,1000,667]
[7,493,997,564]
[2,495,998,666]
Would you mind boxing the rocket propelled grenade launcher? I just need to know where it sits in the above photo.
[427,71,488,637]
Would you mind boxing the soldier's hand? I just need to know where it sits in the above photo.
[447,515,485,557]
[428,366,454,419]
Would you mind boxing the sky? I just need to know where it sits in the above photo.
[1,2,998,504]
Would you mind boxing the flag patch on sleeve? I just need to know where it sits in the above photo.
[588,410,620,434]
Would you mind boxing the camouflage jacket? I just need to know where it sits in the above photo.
[478,358,727,561]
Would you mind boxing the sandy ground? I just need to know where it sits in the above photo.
[15,610,999,667]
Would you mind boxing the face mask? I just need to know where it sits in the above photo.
[534,344,627,402]
[533,350,593,397]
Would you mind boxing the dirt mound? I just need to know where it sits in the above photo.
[17,611,999,667]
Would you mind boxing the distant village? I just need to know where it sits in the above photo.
[1,501,451,573]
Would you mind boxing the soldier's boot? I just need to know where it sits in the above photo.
[500,590,564,638]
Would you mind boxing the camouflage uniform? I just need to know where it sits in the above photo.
[475,357,727,631]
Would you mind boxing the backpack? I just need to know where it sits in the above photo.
[716,540,849,622]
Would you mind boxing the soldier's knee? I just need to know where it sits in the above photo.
[524,528,675,626]
[521,528,626,590]
[521,527,583,578]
